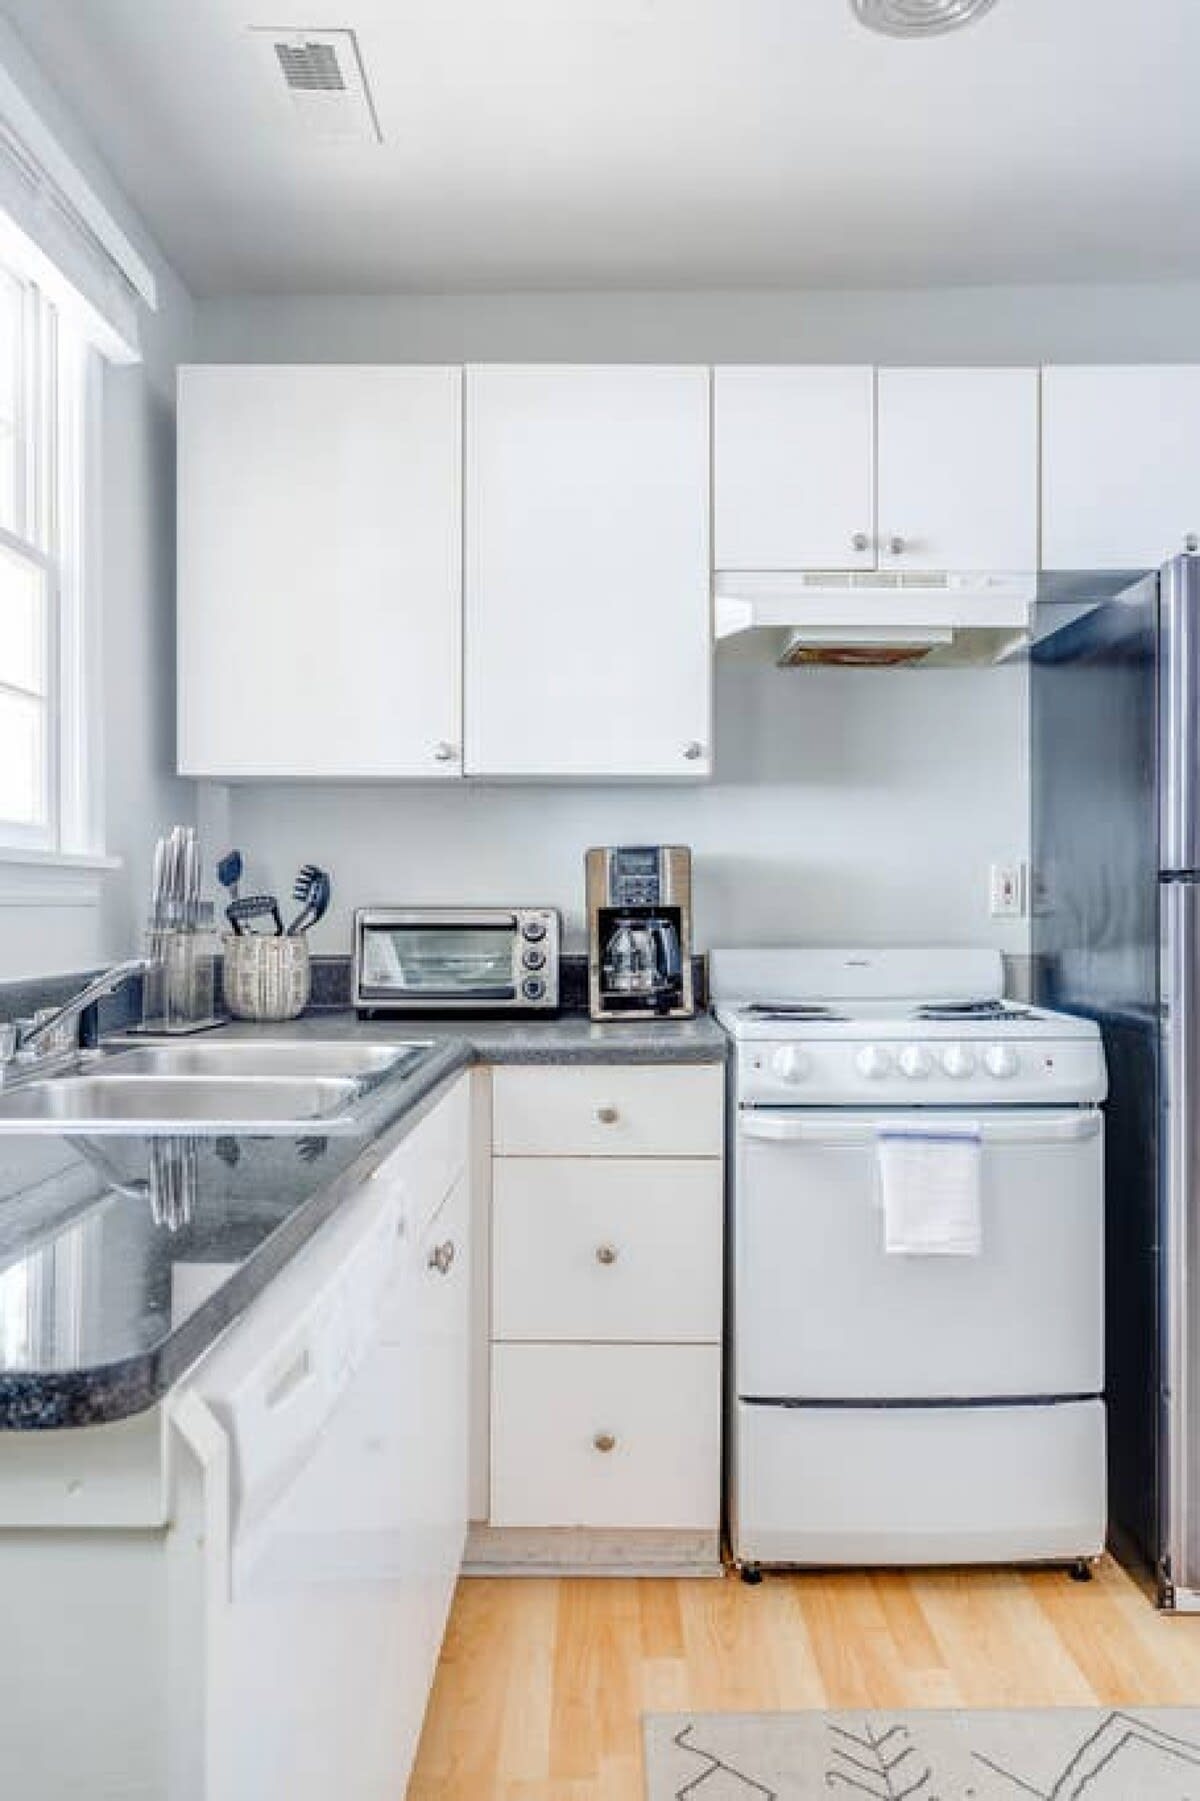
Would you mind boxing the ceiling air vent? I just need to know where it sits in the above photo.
[251,27,382,142]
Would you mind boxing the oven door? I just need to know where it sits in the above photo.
[735,1108,1103,1402]
[356,914,519,1009]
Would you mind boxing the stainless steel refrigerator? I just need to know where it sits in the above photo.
[1032,550,1200,1607]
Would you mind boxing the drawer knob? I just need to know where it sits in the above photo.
[593,1431,617,1454]
[428,1239,455,1276]
[596,1105,619,1125]
[595,1243,619,1266]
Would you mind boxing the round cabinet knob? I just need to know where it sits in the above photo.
[428,1239,456,1275]
[433,741,457,762]
[593,1432,617,1454]
[897,1044,932,1079]
[596,1104,619,1124]
[855,1045,893,1079]
[887,535,906,557]
[683,741,705,761]
[851,531,871,553]
[771,1045,809,1085]
[985,1044,1019,1078]
[941,1043,976,1078]
[595,1243,619,1266]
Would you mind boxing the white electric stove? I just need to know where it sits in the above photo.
[711,947,1109,1577]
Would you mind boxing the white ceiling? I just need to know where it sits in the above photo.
[3,0,1198,297]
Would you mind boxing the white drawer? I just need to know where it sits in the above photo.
[490,1343,721,1530]
[492,1158,722,1343]
[491,1064,723,1158]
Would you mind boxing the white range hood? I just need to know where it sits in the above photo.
[714,570,1036,668]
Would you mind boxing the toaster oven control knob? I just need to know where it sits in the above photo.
[771,1046,809,1084]
[941,1043,976,1078]
[898,1044,932,1078]
[521,977,545,1002]
[522,919,547,941]
[855,1045,893,1078]
[522,947,546,970]
[985,1044,1019,1078]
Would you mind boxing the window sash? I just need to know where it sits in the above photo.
[0,279,64,854]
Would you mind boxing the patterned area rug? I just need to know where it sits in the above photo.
[643,1708,1200,1798]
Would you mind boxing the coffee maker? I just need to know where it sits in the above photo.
[586,845,695,1020]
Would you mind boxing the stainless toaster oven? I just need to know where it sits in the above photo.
[352,907,561,1015]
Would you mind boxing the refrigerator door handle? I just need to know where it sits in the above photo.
[1160,554,1200,874]
[1163,877,1200,1596]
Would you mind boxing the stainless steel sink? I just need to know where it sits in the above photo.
[97,1041,428,1082]
[0,1074,361,1128]
[0,1037,435,1133]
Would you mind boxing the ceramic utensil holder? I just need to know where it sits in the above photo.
[222,934,310,1022]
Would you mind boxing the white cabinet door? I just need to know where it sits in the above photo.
[464,365,711,778]
[714,366,875,570]
[414,1169,471,1655]
[877,368,1039,573]
[1042,365,1200,569]
[178,364,462,779]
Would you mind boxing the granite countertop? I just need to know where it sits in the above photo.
[0,1008,726,1431]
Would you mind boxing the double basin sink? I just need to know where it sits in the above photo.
[0,1040,431,1133]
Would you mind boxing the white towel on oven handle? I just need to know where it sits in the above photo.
[876,1120,983,1256]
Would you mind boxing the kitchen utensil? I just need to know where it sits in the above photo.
[287,864,331,935]
[217,850,243,904]
[226,894,284,937]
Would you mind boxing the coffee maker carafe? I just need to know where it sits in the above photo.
[586,846,695,1020]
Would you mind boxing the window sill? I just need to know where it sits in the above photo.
[0,847,121,908]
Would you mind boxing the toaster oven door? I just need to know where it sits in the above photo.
[357,915,519,1007]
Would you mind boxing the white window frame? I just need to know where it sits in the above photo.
[0,266,105,869]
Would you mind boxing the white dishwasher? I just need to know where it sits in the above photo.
[167,1083,470,1801]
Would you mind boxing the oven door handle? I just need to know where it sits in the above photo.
[738,1112,1102,1147]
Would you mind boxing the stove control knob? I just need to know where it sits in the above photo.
[855,1045,893,1079]
[898,1044,932,1079]
[771,1046,809,1084]
[985,1044,1019,1078]
[941,1043,976,1078]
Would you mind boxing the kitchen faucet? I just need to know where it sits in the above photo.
[0,958,153,1079]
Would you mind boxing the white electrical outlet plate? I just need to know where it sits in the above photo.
[989,861,1027,919]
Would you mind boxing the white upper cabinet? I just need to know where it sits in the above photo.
[178,365,462,779]
[714,366,875,570]
[876,368,1039,574]
[464,366,712,779]
[1042,366,1200,570]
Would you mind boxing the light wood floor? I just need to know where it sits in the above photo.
[408,1557,1200,1800]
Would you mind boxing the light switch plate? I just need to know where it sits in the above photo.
[989,861,1027,919]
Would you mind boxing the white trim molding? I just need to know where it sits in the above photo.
[0,844,119,909]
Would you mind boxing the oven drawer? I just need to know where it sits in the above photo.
[736,1108,1104,1400]
[732,1397,1106,1566]
[490,1344,721,1529]
[492,1157,722,1343]
[492,1064,723,1157]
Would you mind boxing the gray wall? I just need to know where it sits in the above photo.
[0,20,196,980]
[194,278,1200,962]
[195,282,1200,367]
